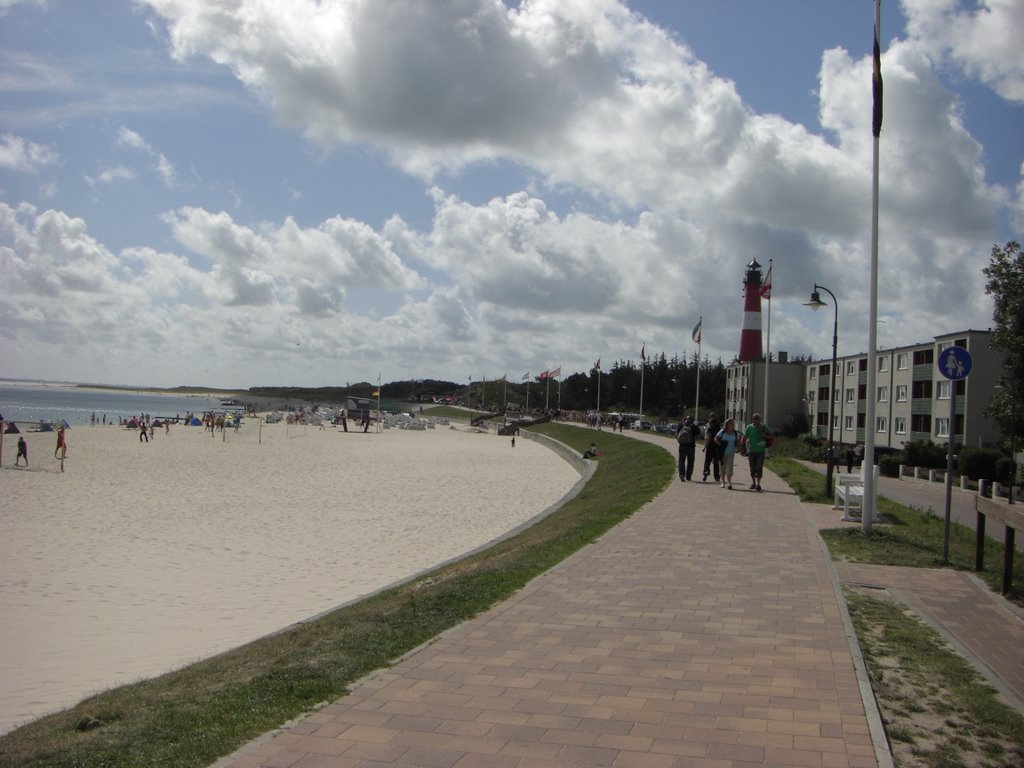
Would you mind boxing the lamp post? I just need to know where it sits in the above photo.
[805,284,839,498]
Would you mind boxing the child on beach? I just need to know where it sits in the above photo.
[16,436,28,466]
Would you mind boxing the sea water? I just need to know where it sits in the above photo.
[0,381,226,426]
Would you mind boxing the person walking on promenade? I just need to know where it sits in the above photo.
[701,413,721,482]
[16,435,28,467]
[676,416,696,481]
[715,419,739,489]
[740,413,773,492]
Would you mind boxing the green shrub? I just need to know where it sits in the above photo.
[879,453,904,478]
[902,438,948,470]
[995,456,1018,485]
[959,447,1004,481]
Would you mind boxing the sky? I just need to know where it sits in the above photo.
[0,0,1022,390]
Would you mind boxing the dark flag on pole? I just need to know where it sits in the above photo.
[872,22,883,137]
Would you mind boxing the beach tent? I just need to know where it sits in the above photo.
[39,422,54,432]
[189,416,202,426]
[126,418,140,429]
[4,422,20,434]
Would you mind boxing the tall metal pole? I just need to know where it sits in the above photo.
[807,283,839,498]
[863,0,883,532]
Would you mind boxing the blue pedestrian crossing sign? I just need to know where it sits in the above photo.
[938,346,972,381]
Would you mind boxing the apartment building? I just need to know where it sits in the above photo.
[727,330,1002,449]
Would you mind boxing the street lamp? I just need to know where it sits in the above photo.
[805,284,839,498]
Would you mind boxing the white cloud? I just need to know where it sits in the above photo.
[85,164,135,186]
[902,0,1024,103]
[0,132,57,172]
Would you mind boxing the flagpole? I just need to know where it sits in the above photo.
[526,375,531,415]
[376,373,382,433]
[763,258,772,418]
[639,343,646,423]
[596,362,602,429]
[694,337,702,420]
[863,0,882,533]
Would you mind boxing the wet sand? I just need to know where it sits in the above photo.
[0,419,580,735]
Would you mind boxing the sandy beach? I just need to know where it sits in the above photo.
[0,417,581,735]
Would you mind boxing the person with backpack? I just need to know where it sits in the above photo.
[740,413,774,491]
[676,416,696,481]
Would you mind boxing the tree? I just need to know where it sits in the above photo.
[983,241,1024,448]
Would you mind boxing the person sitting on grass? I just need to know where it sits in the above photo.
[583,443,600,459]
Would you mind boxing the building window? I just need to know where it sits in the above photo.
[846,388,855,403]
[876,417,887,433]
[937,380,951,400]
[913,349,934,366]
[937,341,951,353]
[835,389,841,403]
[846,361,857,376]
[833,415,840,430]
[844,416,854,431]
[878,356,889,372]
[936,417,950,438]
[819,363,830,377]
[806,391,815,403]
[912,380,933,399]
[859,358,868,372]
[912,414,932,433]
[895,417,907,434]
[896,384,908,402]
[810,368,816,379]
[877,386,888,402]
[897,353,908,370]
[819,386,829,401]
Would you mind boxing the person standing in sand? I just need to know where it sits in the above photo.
[16,435,28,466]
[54,426,66,458]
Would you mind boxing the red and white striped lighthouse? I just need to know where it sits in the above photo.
[738,259,764,361]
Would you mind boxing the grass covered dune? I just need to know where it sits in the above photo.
[0,424,673,768]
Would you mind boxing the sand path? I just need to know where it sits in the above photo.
[0,419,580,735]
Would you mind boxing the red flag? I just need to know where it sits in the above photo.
[759,264,772,300]
[550,366,561,378]
[538,370,548,380]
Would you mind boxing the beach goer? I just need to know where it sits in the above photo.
[54,426,66,458]
[511,435,516,448]
[340,407,348,432]
[702,413,721,483]
[16,436,28,466]
[740,413,773,492]
[362,413,370,433]
[715,419,740,490]
[139,422,148,442]
[583,443,599,459]
[676,417,696,481]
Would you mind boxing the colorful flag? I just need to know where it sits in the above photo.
[759,264,772,300]
[691,318,702,345]
[872,21,883,137]
[522,372,530,381]
[538,370,549,380]
[640,344,646,362]
[593,357,601,371]
[549,366,561,378]
[372,389,380,397]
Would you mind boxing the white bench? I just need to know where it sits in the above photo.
[834,464,881,522]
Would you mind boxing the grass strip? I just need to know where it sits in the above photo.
[0,424,672,768]
[846,589,1024,767]
[769,456,1024,602]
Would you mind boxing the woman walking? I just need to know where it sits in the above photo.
[715,418,740,490]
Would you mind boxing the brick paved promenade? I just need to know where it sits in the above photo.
[216,435,886,768]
